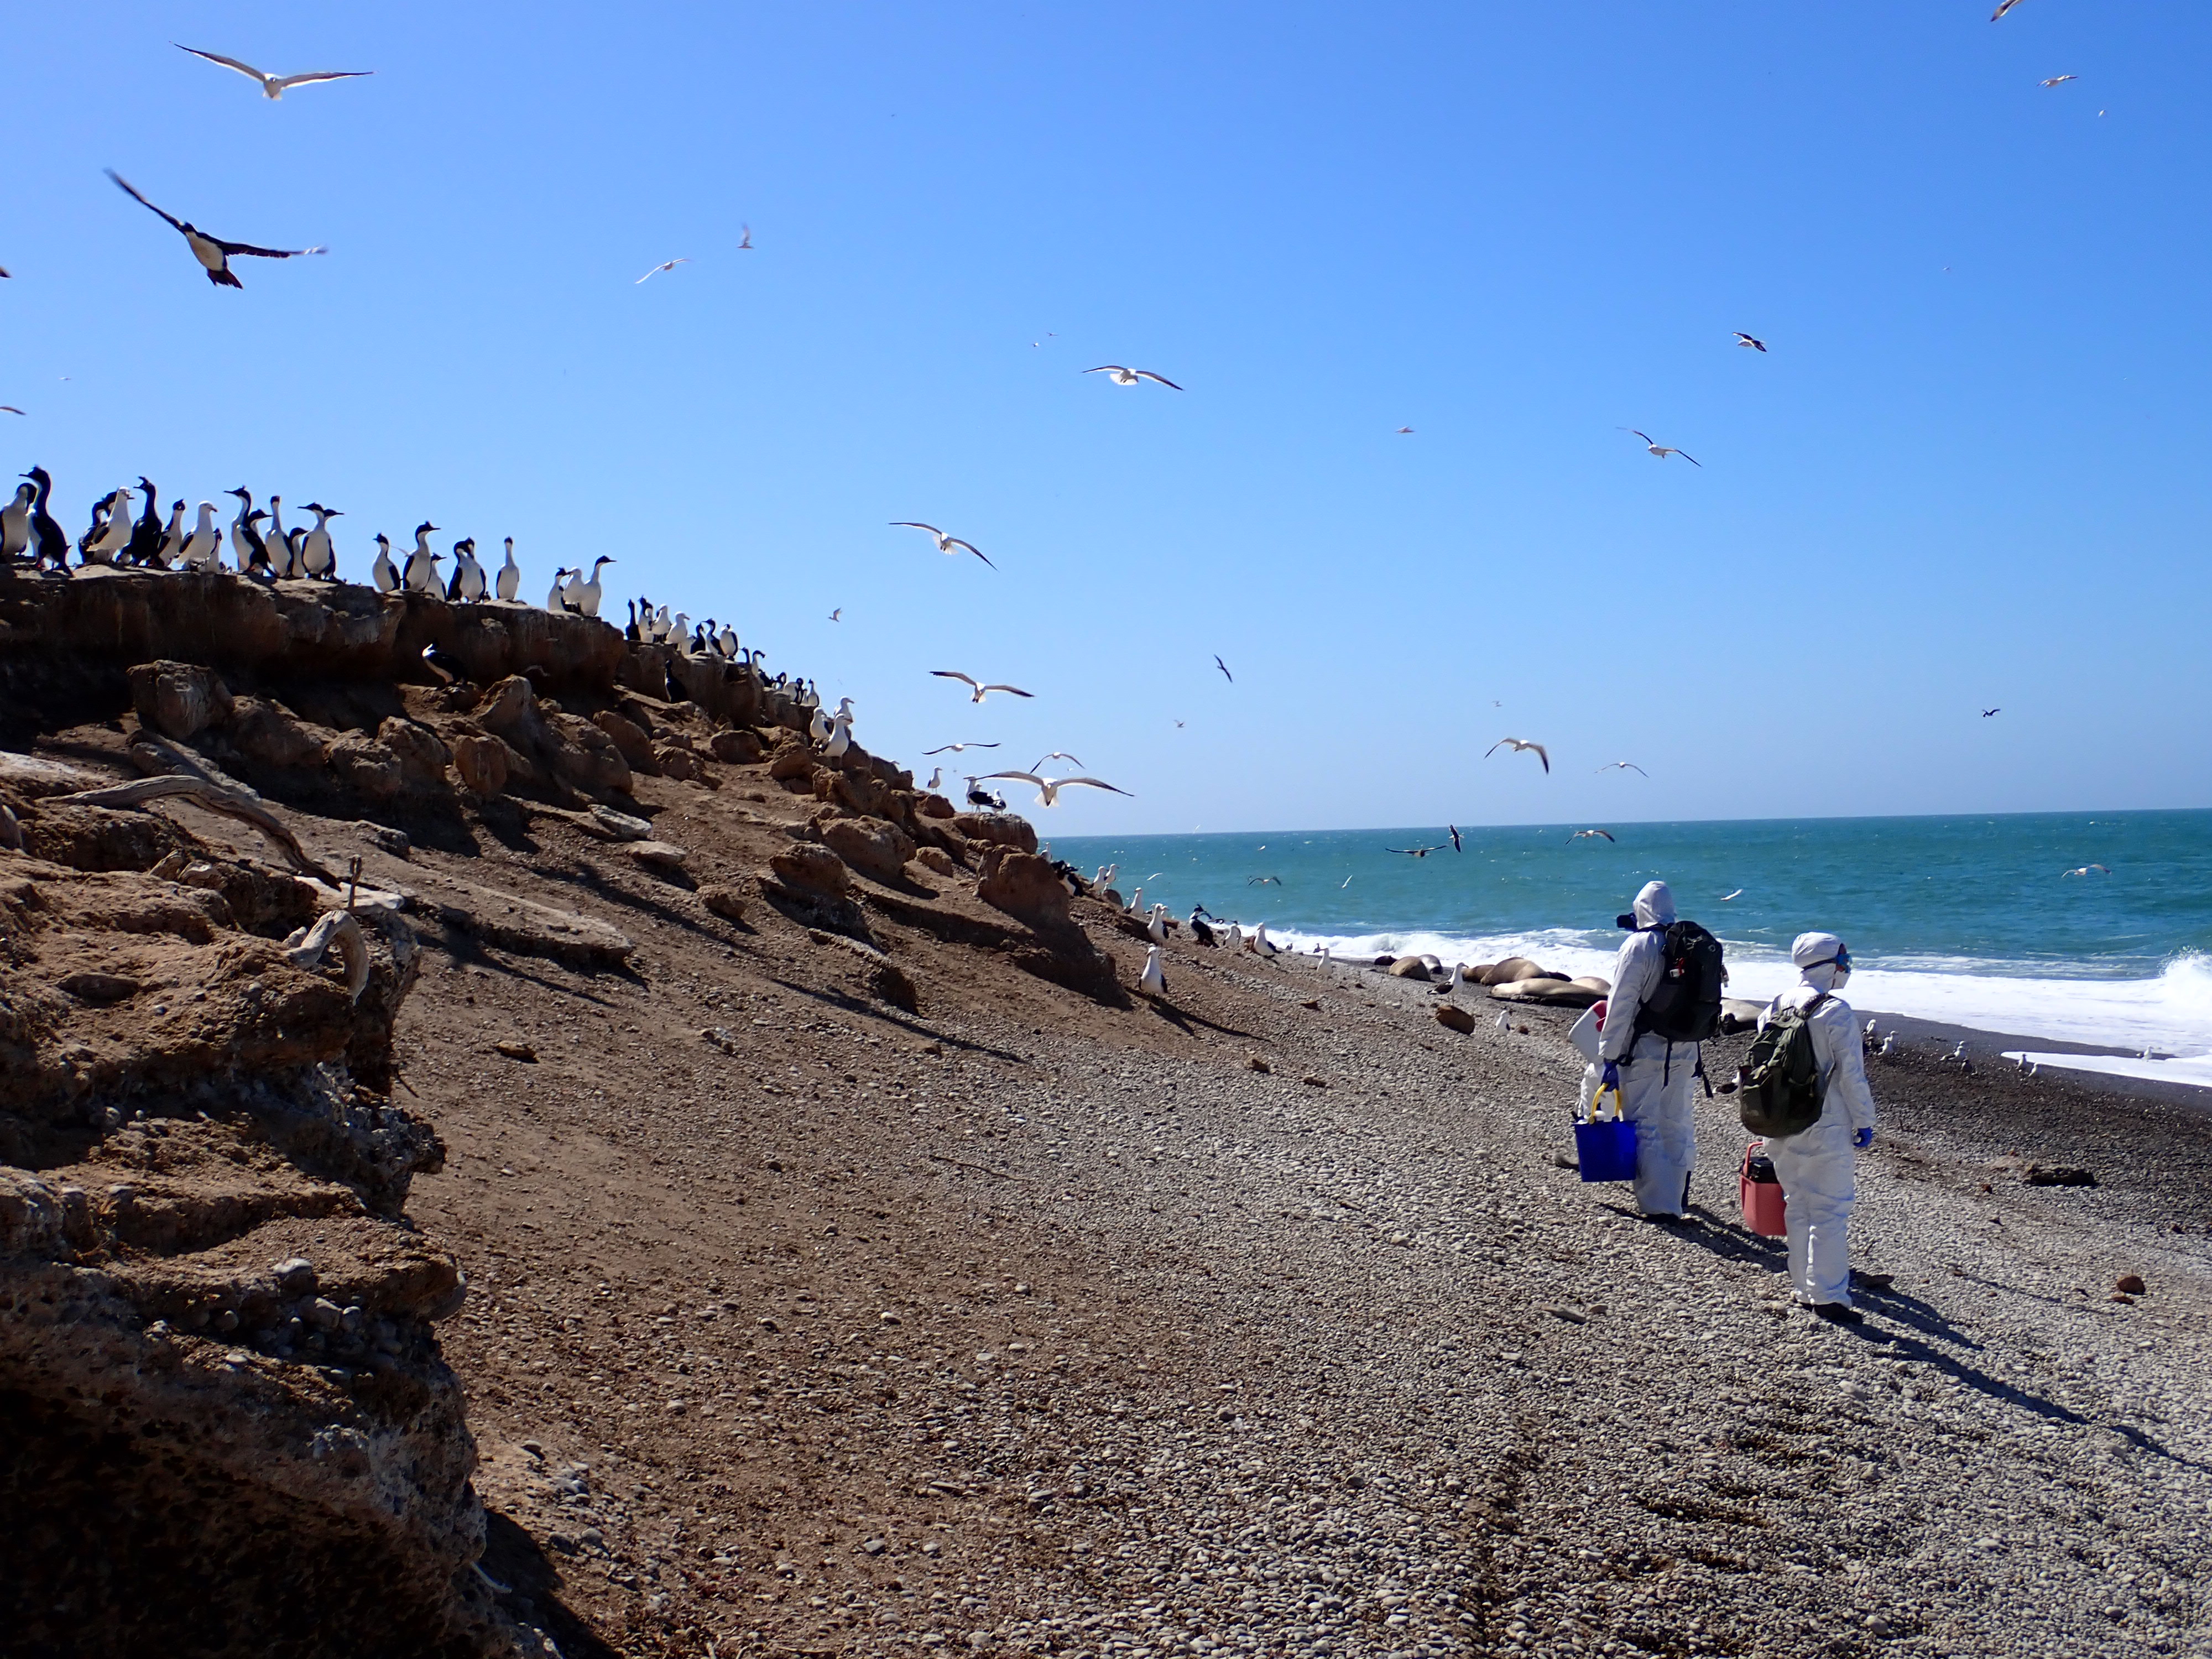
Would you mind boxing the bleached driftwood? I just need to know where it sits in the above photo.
[283,909,372,1001]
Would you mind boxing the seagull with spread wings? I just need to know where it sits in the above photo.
[2040,74,2078,87]
[979,771,1132,807]
[105,170,325,289]
[1733,332,1767,352]
[931,670,1032,705]
[891,521,994,568]
[924,740,1000,755]
[1595,760,1649,776]
[1084,366,1181,389]
[1448,825,1462,851]
[1571,829,1616,843]
[1385,844,1445,858]
[1485,737,1550,773]
[636,258,691,284]
[1991,0,2028,18]
[1030,751,1084,771]
[1624,429,1700,466]
[173,43,372,99]
[2062,864,2111,878]
[1214,655,1233,684]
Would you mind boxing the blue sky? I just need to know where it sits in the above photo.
[8,3,2209,834]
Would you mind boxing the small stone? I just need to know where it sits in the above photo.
[757,1317,779,1332]
[2115,1274,2147,1295]
[1302,1076,1329,1089]
[520,1439,545,1459]
[274,1258,316,1295]
[305,1297,343,1332]
[879,1311,902,1324]
[921,1538,942,1556]
[700,885,748,922]
[1246,1055,1272,1073]
[494,1040,538,1062]
[860,1536,886,1556]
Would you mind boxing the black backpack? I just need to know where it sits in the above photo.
[1633,920,1726,1043]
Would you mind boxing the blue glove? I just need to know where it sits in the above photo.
[1853,1126,1875,1150]
[1601,1062,1620,1091]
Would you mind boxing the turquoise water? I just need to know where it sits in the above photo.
[1049,811,2212,1057]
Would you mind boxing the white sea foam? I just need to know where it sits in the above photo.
[1264,922,2212,1061]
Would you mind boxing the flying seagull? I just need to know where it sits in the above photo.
[172,43,372,99]
[1247,875,1282,887]
[2061,864,2111,878]
[978,771,1132,807]
[1214,655,1233,684]
[1448,824,1462,851]
[1386,844,1445,858]
[1395,426,1415,435]
[1084,366,1182,389]
[1733,332,1767,352]
[0,406,23,417]
[105,170,325,289]
[891,521,994,568]
[1981,707,2001,718]
[2039,75,2078,87]
[1719,888,1744,901]
[1485,737,1550,773]
[931,670,1032,704]
[1624,429,1700,466]
[1030,751,1084,771]
[923,740,1000,755]
[827,607,842,622]
[636,258,691,284]
[1571,829,1616,843]
[1595,760,1649,776]
[738,224,754,250]
[1991,0,2028,18]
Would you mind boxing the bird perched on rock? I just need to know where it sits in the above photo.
[225,490,267,573]
[22,468,67,570]
[495,538,520,601]
[1486,737,1551,773]
[371,534,399,592]
[546,567,572,612]
[106,170,326,289]
[123,478,166,565]
[570,555,614,617]
[446,538,486,602]
[145,499,186,567]
[177,502,221,570]
[1147,905,1168,944]
[298,504,340,579]
[824,712,854,760]
[963,778,1007,811]
[1,480,34,563]
[401,524,442,593]
[80,487,135,565]
[1139,945,1166,997]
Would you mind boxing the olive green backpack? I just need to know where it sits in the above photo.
[1737,993,1830,1136]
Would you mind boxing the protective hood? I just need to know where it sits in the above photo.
[1793,930,1849,992]
[1631,880,1676,930]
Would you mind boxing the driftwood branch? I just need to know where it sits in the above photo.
[50,775,337,883]
[283,909,372,1001]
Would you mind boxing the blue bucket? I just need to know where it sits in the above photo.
[1574,1118,1638,1183]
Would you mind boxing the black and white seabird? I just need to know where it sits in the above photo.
[240,512,278,581]
[495,537,520,602]
[225,489,267,572]
[123,478,165,565]
[371,534,398,592]
[105,170,327,289]
[82,486,137,565]
[171,44,373,99]
[546,568,573,612]
[177,502,221,570]
[401,523,442,593]
[446,538,486,602]
[890,522,995,569]
[299,503,339,578]
[22,468,68,569]
[1084,365,1183,389]
[1,481,34,563]
[570,555,614,618]
[264,496,292,576]
[148,499,187,567]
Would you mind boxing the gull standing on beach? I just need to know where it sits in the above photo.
[979,771,1132,808]
[932,671,1032,705]
[1085,366,1182,389]
[173,43,372,98]
[891,523,995,568]
[1486,737,1550,773]
[1140,945,1167,996]
[105,171,325,289]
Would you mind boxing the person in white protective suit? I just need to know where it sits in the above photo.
[1598,880,1700,1219]
[1759,932,1878,1321]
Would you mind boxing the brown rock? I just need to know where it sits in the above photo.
[126,660,233,742]
[592,709,658,773]
[1246,1056,1272,1073]
[542,711,632,795]
[952,812,1039,855]
[623,840,691,877]
[1434,1004,1477,1034]
[1388,957,1433,981]
[768,739,816,786]
[227,697,326,769]
[976,851,1072,928]
[917,793,957,820]
[700,884,748,922]
[323,736,405,800]
[376,718,451,785]
[912,846,957,877]
[448,733,509,796]
[58,972,142,1004]
[769,843,850,896]
[494,1040,538,1062]
[655,743,702,782]
[822,816,916,885]
[2116,1274,2147,1295]
[2023,1165,2097,1188]
[711,729,765,764]
[474,674,536,735]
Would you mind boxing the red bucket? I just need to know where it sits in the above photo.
[1740,1142,1787,1237]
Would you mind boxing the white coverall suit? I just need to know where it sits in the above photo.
[1760,933,1878,1308]
[1599,880,1700,1218]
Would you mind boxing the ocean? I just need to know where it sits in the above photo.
[1048,810,2212,1068]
